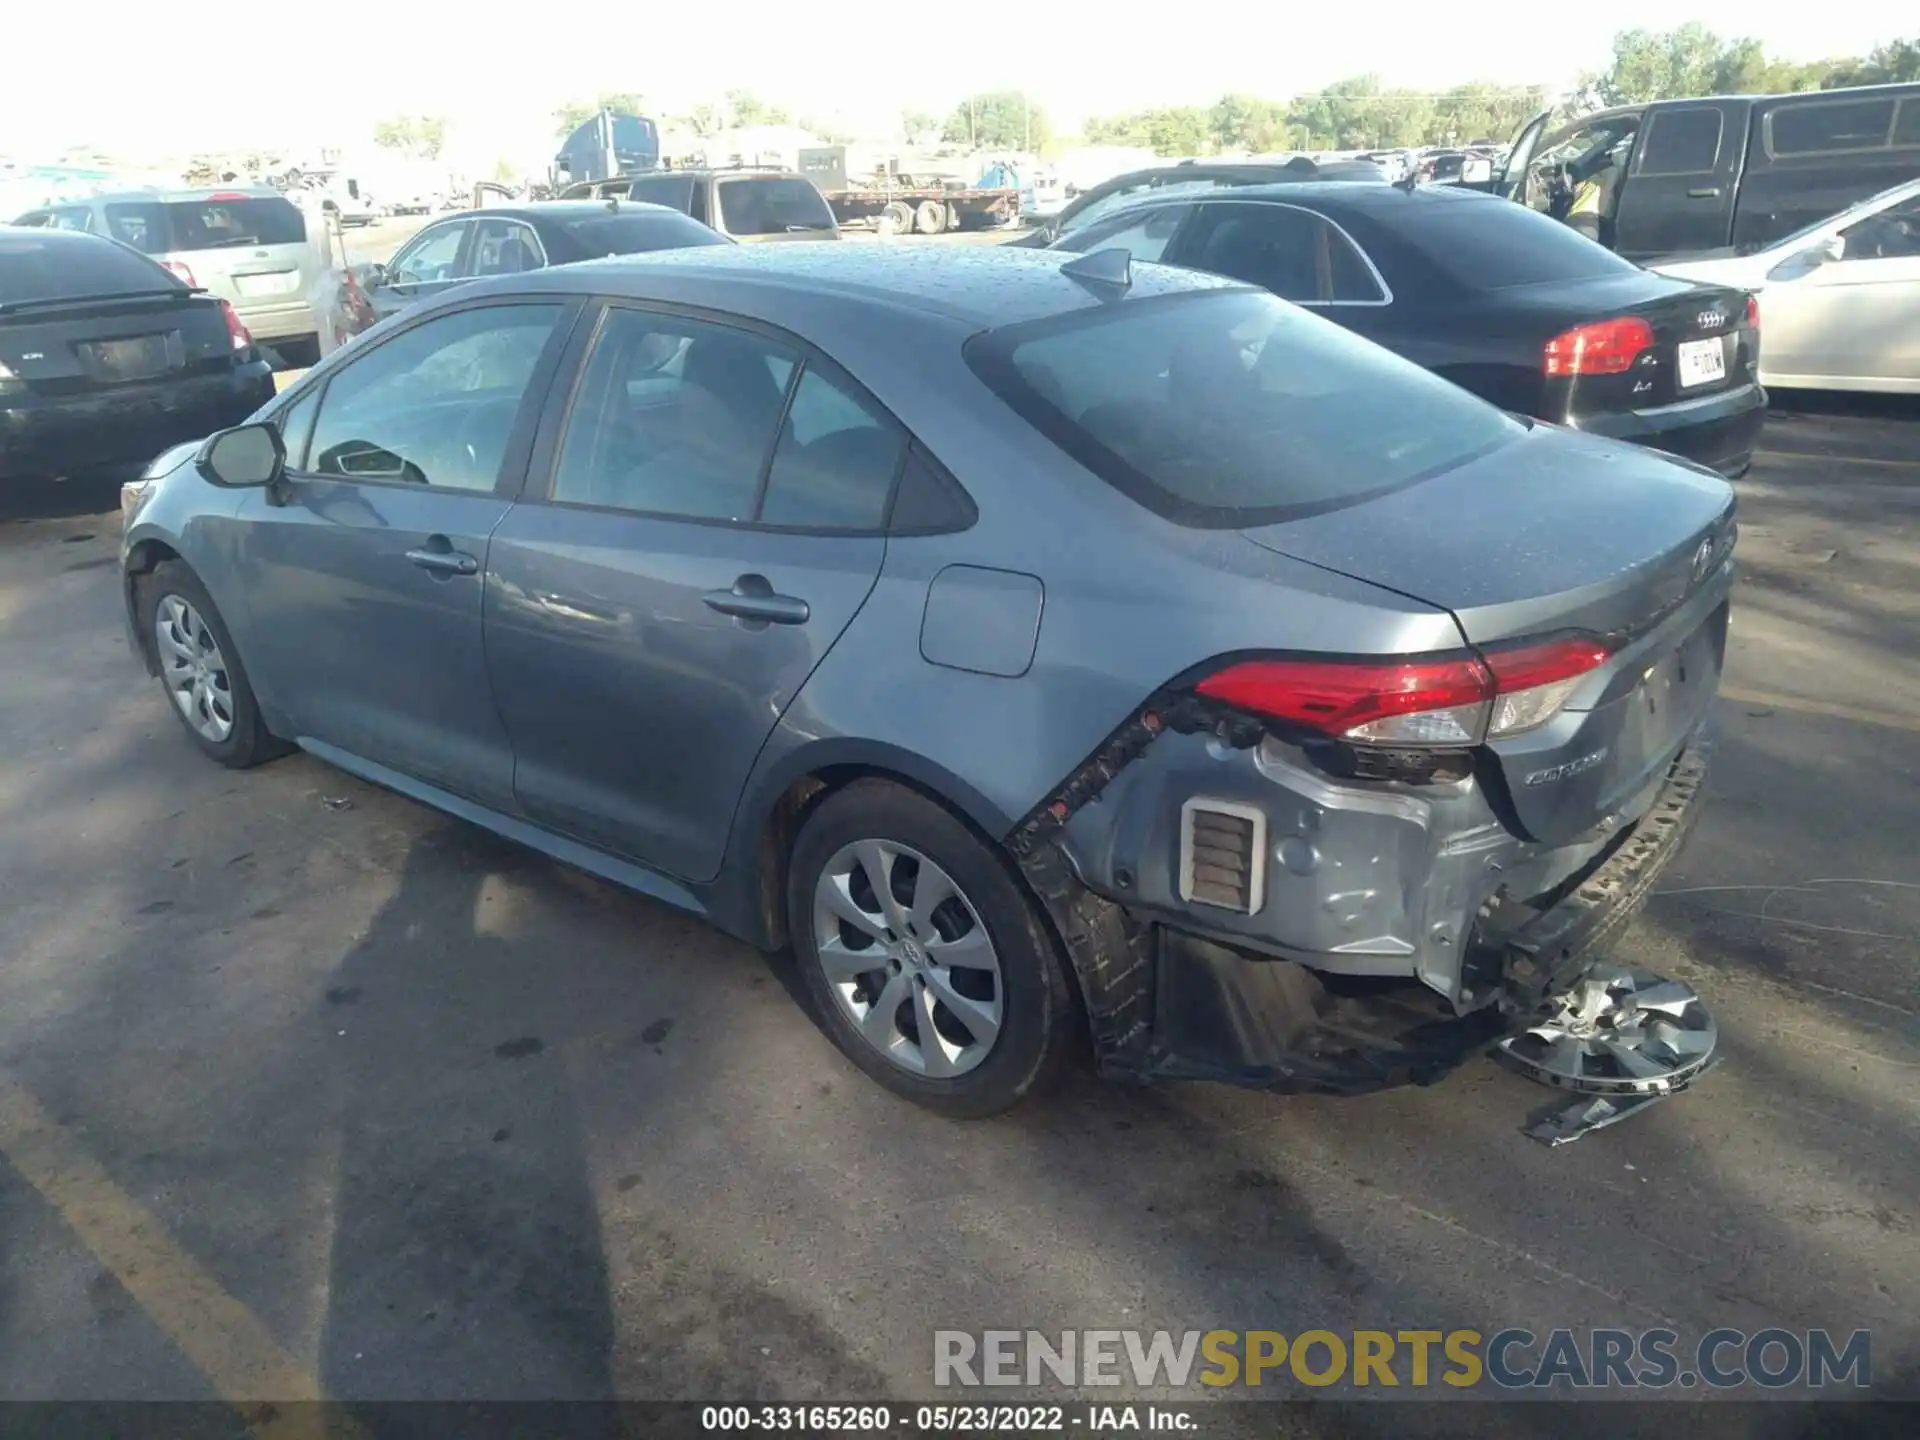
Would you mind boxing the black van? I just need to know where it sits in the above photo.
[1488,82,1920,260]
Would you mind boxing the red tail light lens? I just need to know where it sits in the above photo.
[1543,316,1654,377]
[1197,637,1613,748]
[158,259,198,287]
[218,299,253,352]
[1197,656,1495,746]
[1482,637,1613,738]
[1745,294,1760,332]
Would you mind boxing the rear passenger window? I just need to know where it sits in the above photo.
[1055,205,1191,264]
[1185,203,1386,304]
[1639,107,1724,176]
[1769,99,1897,156]
[759,367,905,530]
[549,309,795,520]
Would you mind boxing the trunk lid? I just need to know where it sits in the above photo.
[0,293,239,395]
[1505,272,1757,418]
[1241,422,1736,845]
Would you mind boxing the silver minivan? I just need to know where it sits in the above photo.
[13,187,321,363]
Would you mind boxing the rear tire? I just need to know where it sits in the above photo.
[881,200,915,236]
[787,780,1076,1118]
[137,560,290,770]
[913,200,948,235]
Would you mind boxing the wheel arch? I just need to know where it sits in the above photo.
[716,738,1020,952]
[122,537,184,675]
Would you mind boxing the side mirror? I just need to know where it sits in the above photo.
[197,422,285,489]
[1816,234,1846,264]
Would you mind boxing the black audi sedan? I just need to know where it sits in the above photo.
[1,226,275,485]
[1049,182,1764,476]
[363,200,728,324]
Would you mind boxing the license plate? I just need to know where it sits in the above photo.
[1676,336,1726,389]
[81,333,177,380]
[234,271,298,298]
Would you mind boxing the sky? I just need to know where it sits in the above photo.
[2,1,1900,169]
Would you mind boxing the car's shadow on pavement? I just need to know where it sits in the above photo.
[311,825,621,1432]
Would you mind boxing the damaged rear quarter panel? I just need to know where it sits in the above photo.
[767,453,1469,849]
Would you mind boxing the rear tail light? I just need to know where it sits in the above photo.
[158,259,198,287]
[1195,637,1612,748]
[1543,316,1654,377]
[1745,294,1760,332]
[1482,637,1613,738]
[218,299,253,352]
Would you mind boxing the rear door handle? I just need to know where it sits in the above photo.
[1686,187,1722,199]
[702,573,810,626]
[406,539,479,576]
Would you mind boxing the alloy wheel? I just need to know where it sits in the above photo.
[812,840,1005,1079]
[154,595,235,744]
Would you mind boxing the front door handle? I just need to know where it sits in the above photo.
[1686,187,1722,199]
[406,538,479,576]
[701,573,810,626]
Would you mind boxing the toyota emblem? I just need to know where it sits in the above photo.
[1690,537,1716,583]
[1697,310,1726,329]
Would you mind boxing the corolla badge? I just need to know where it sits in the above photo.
[1690,536,1716,584]
[1526,748,1609,787]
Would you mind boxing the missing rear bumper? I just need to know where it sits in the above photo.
[1016,733,1716,1102]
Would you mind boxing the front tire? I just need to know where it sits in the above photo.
[138,560,289,769]
[787,780,1076,1118]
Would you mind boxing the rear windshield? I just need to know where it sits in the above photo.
[560,211,729,255]
[1396,198,1641,290]
[965,289,1521,527]
[103,197,306,254]
[0,232,182,305]
[717,177,835,235]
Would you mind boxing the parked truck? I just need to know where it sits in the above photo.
[796,145,1018,235]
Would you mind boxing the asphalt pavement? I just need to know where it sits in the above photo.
[0,395,1915,1431]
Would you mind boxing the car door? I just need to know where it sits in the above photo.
[1612,102,1745,259]
[483,303,900,881]
[368,218,473,322]
[1764,194,1920,388]
[229,297,578,808]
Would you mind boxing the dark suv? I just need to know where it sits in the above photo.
[560,169,839,242]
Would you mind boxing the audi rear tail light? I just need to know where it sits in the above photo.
[1543,317,1654,377]
[1196,637,1612,748]
[159,259,198,287]
[218,299,253,352]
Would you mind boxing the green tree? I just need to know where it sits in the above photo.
[1824,38,1920,87]
[901,109,942,143]
[553,93,648,138]
[942,91,1048,150]
[725,90,790,128]
[1427,83,1548,145]
[1209,93,1291,151]
[371,115,446,161]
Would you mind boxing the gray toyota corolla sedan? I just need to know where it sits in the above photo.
[121,243,1734,1117]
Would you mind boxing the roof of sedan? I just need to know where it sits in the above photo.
[528,239,1245,328]
[1128,180,1510,216]
[477,200,686,224]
